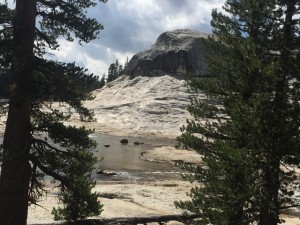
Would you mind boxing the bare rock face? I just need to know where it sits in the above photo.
[124,29,211,77]
[74,75,205,139]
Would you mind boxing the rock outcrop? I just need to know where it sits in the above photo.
[124,29,211,77]
[67,75,204,139]
[62,30,210,139]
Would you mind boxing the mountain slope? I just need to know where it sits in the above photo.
[81,75,201,139]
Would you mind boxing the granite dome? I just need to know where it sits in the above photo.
[124,29,212,77]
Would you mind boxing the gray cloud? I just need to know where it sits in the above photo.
[5,0,225,76]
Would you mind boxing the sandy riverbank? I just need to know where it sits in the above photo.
[28,183,300,225]
[28,179,194,225]
[27,145,201,224]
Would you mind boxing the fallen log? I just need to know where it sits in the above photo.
[30,214,202,225]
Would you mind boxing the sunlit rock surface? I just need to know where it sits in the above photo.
[70,30,211,139]
[83,75,203,139]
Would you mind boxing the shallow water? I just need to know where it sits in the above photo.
[0,134,183,182]
[90,133,182,182]
[91,133,175,171]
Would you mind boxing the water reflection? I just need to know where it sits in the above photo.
[90,133,182,181]
[0,134,182,181]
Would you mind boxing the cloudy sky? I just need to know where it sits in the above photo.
[6,0,225,77]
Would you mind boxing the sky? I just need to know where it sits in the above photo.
[5,0,225,77]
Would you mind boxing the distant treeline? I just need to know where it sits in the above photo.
[0,72,104,99]
[0,58,129,98]
[102,57,129,85]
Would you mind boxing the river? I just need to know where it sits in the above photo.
[90,133,182,182]
[0,134,183,182]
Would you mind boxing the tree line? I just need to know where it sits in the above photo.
[0,58,129,99]
[0,70,105,99]
[80,58,129,90]
[100,57,129,86]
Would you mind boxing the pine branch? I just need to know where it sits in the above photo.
[35,27,52,46]
[29,154,75,191]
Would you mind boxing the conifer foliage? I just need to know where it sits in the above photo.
[0,1,107,224]
[107,59,125,83]
[176,1,300,224]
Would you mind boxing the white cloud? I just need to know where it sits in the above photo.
[160,1,224,31]
[49,40,74,60]
[49,40,107,76]
[116,0,162,17]
[83,55,109,76]
[3,0,226,78]
[1,0,14,8]
[106,48,133,65]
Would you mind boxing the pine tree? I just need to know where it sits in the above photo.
[99,74,106,88]
[118,64,124,76]
[0,1,107,224]
[107,62,117,83]
[176,1,300,224]
[124,56,129,70]
[106,59,125,83]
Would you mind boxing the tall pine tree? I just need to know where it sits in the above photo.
[0,1,107,224]
[176,1,300,224]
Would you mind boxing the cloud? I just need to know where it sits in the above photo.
[4,0,225,77]
[83,0,225,76]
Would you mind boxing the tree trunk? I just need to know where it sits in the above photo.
[258,160,281,225]
[0,1,36,225]
[259,2,296,225]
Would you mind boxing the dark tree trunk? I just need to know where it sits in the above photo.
[0,1,36,225]
[258,161,281,225]
[259,2,296,225]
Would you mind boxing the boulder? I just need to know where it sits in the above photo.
[120,139,129,144]
[96,170,117,176]
[124,29,212,77]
